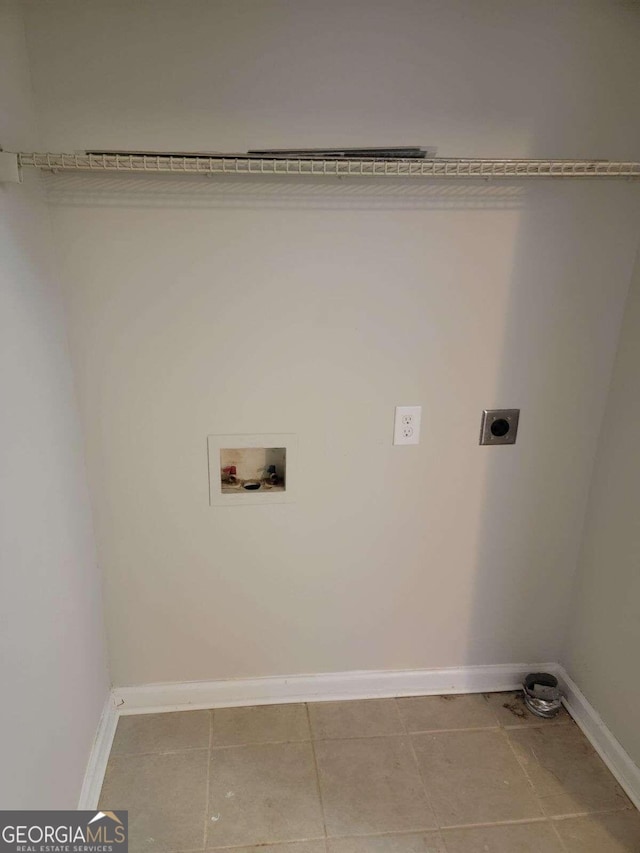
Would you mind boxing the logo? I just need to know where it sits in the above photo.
[0,811,128,853]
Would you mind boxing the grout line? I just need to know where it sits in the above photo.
[206,835,328,853]
[322,829,444,840]
[211,737,312,750]
[311,731,407,741]
[395,698,441,831]
[395,696,409,738]
[408,725,501,735]
[305,703,329,842]
[440,828,452,853]
[549,817,570,852]
[480,692,502,728]
[439,815,551,831]
[390,696,407,733]
[501,721,574,730]
[312,728,502,741]
[111,745,210,758]
[165,848,206,852]
[203,710,214,850]
[550,804,635,820]
[501,726,546,819]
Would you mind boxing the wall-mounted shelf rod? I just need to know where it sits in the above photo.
[13,152,640,180]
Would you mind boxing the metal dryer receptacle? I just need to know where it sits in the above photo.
[479,409,520,445]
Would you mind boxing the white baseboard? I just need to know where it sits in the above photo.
[556,665,640,812]
[77,692,119,809]
[85,663,637,817]
[113,662,554,715]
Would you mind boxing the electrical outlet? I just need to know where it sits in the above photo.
[393,405,422,445]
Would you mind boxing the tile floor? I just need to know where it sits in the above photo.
[99,692,640,852]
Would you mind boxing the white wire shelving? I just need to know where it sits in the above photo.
[15,152,640,180]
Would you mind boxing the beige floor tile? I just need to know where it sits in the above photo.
[315,736,437,837]
[211,703,310,747]
[212,844,327,853]
[206,741,324,848]
[110,710,211,755]
[484,691,570,727]
[442,821,563,852]
[508,725,630,816]
[327,832,445,852]
[99,749,208,853]
[397,694,498,732]
[411,730,542,826]
[309,699,404,739]
[554,811,640,852]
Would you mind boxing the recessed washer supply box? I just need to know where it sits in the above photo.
[208,433,297,506]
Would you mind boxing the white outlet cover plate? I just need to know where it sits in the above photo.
[393,406,422,445]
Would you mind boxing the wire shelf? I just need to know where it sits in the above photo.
[17,152,640,179]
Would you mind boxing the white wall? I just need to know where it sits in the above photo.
[21,0,640,160]
[22,0,640,687]
[0,0,109,807]
[562,244,640,768]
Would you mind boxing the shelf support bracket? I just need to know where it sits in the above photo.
[0,151,23,184]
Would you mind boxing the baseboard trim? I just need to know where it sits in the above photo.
[77,692,119,809]
[113,662,555,715]
[92,663,638,816]
[556,665,640,812]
